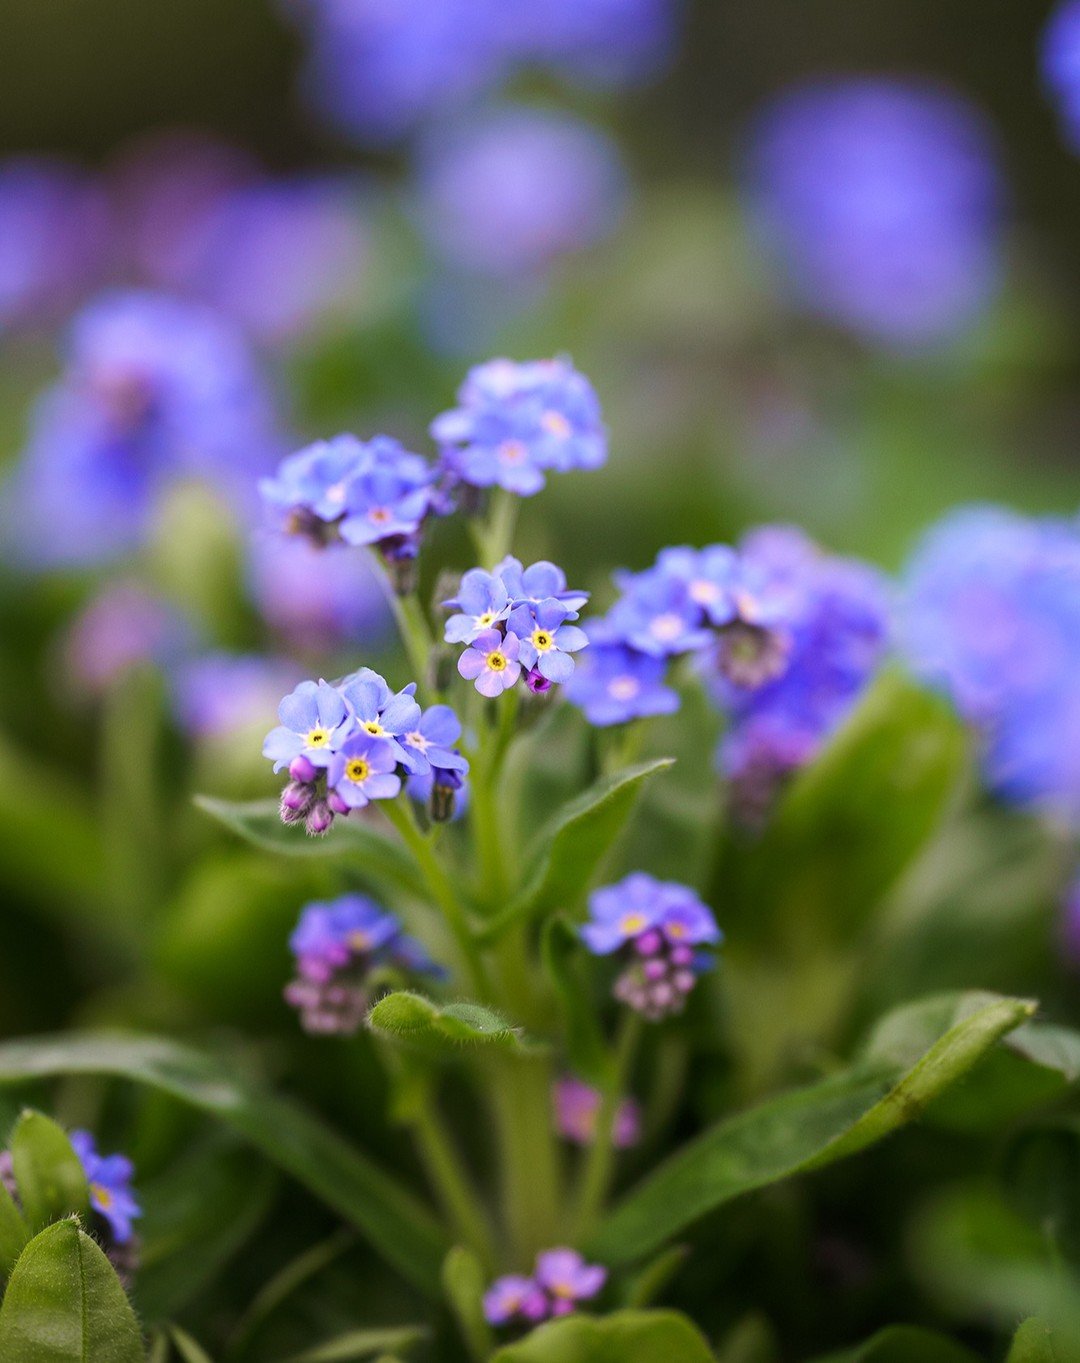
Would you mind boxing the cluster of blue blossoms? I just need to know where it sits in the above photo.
[581,873,722,1021]
[901,506,1080,827]
[567,525,891,821]
[445,557,590,697]
[285,894,440,1034]
[291,0,677,147]
[264,670,469,834]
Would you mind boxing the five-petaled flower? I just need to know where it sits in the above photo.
[327,732,402,809]
[458,628,522,696]
[263,679,352,772]
[69,1130,141,1246]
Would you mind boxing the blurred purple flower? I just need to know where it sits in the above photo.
[62,582,189,696]
[0,157,108,331]
[1041,1,1080,154]
[552,1076,641,1148]
[534,1249,607,1317]
[171,652,302,740]
[744,78,1005,346]
[414,107,627,280]
[247,534,390,649]
[564,626,680,727]
[5,290,283,567]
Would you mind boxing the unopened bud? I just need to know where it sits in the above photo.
[305,800,334,836]
[280,780,315,823]
[289,755,319,783]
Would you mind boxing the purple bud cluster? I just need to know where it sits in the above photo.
[552,1076,641,1148]
[285,894,440,1034]
[581,873,722,1021]
[263,669,469,834]
[484,1248,607,1328]
[445,557,590,697]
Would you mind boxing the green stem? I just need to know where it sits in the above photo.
[491,1053,562,1264]
[382,799,490,997]
[468,489,519,568]
[469,689,519,912]
[570,1012,642,1242]
[390,591,438,696]
[411,1099,495,1268]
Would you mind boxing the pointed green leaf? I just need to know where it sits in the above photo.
[588,992,1035,1265]
[0,1219,145,1362]
[284,1326,427,1362]
[1007,1319,1066,1362]
[491,1309,714,1362]
[540,917,612,1086]
[749,671,967,942]
[0,1175,30,1276]
[499,759,675,930]
[368,993,523,1054]
[811,1326,980,1362]
[10,1112,90,1232]
[442,1246,494,1363]
[194,797,426,897]
[0,1034,449,1298]
[166,1326,215,1363]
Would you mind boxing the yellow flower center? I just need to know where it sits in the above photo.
[551,1280,575,1299]
[488,651,508,672]
[362,720,385,735]
[348,930,371,952]
[619,911,648,935]
[532,629,553,652]
[667,921,686,939]
[305,726,331,747]
[478,611,496,626]
[91,1183,112,1210]
[346,758,371,783]
[368,506,391,524]
[541,410,572,439]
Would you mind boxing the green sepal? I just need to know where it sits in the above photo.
[9,1111,91,1232]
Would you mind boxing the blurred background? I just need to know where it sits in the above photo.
[0,0,1078,1355]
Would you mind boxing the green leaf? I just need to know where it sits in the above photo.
[750,671,967,942]
[10,1112,91,1232]
[194,797,426,897]
[500,759,675,930]
[166,1325,215,1363]
[442,1246,494,1363]
[588,991,1035,1265]
[1007,1318,1066,1362]
[811,1326,980,1362]
[367,993,523,1054]
[540,917,612,1087]
[0,1218,145,1362]
[0,1174,29,1277]
[284,1327,427,1362]
[491,1309,714,1363]
[0,1034,449,1298]
[1002,1124,1080,1263]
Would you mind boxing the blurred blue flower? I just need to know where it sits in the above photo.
[69,1131,141,1246]
[0,157,108,332]
[432,357,606,495]
[6,290,283,567]
[171,652,302,740]
[247,534,391,649]
[62,582,190,697]
[1041,1,1080,154]
[564,622,679,727]
[605,561,714,657]
[744,78,1005,346]
[413,107,628,280]
[901,506,1080,825]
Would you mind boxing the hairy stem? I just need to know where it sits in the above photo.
[569,1011,642,1242]
[411,1098,496,1269]
[491,1052,562,1265]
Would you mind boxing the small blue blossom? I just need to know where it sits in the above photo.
[564,624,679,727]
[339,671,421,766]
[458,628,523,696]
[496,556,590,613]
[263,679,352,773]
[327,732,402,810]
[432,357,606,495]
[507,600,588,684]
[286,893,440,1034]
[69,1131,141,1246]
[400,704,470,777]
[581,873,722,1021]
[443,568,512,643]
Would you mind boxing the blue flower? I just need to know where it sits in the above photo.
[507,600,588,684]
[564,626,679,727]
[400,704,470,777]
[605,562,713,657]
[327,732,402,809]
[5,290,282,567]
[1042,1,1080,154]
[263,679,353,772]
[496,556,590,613]
[432,357,606,495]
[458,627,522,696]
[259,435,369,533]
[247,533,391,648]
[743,78,1004,346]
[443,567,512,643]
[901,506,1080,825]
[339,671,421,766]
[69,1131,141,1246]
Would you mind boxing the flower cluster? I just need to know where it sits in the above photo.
[900,506,1080,826]
[5,290,282,568]
[484,1248,607,1328]
[743,77,1004,346]
[259,434,440,567]
[581,873,722,1021]
[432,357,606,496]
[290,0,677,147]
[263,670,469,834]
[552,1076,641,1149]
[285,894,440,1035]
[444,557,590,696]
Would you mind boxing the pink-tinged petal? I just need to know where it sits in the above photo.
[458,649,486,680]
[502,660,522,686]
[473,627,504,655]
[475,668,505,698]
